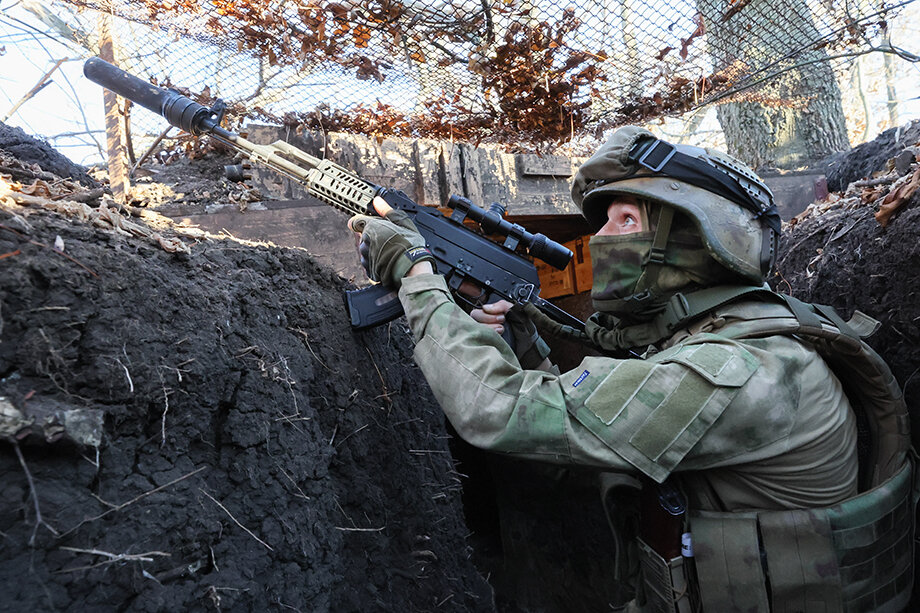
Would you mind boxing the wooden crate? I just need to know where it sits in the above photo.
[569,236,593,294]
[535,257,576,299]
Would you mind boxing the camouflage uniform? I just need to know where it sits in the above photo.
[398,274,858,511]
[396,270,916,611]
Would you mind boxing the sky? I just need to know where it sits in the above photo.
[0,4,107,164]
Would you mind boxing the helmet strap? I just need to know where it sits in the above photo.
[760,228,777,276]
[637,205,674,293]
[628,137,782,234]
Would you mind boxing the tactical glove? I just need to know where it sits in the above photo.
[349,209,435,288]
[505,305,552,369]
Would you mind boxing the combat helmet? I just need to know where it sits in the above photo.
[572,126,781,284]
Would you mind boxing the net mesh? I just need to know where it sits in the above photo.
[44,0,920,151]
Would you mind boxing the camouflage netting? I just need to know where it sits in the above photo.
[48,0,917,151]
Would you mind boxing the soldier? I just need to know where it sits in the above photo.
[347,126,914,611]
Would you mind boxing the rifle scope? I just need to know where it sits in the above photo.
[84,57,221,136]
[447,195,572,271]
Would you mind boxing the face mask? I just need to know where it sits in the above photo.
[588,232,655,312]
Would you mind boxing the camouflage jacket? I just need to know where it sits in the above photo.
[398,273,858,512]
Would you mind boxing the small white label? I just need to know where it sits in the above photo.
[681,532,693,557]
[573,370,590,387]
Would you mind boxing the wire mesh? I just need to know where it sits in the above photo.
[41,0,920,153]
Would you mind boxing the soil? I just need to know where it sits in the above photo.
[127,152,263,213]
[0,125,494,612]
[0,124,98,188]
[822,120,920,192]
[776,119,920,434]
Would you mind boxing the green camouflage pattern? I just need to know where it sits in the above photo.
[589,221,742,316]
[691,512,772,611]
[824,460,914,611]
[691,450,914,612]
[587,233,652,307]
[571,125,654,225]
[396,274,911,608]
[571,126,771,283]
[398,273,858,509]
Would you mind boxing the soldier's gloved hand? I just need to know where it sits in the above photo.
[505,304,552,369]
[348,206,435,288]
[471,300,551,369]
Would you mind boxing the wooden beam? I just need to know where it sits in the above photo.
[97,13,130,205]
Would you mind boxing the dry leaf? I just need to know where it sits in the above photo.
[876,166,920,227]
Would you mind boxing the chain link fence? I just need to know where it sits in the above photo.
[14,0,920,155]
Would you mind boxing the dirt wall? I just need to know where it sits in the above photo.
[4,118,920,613]
[0,195,493,611]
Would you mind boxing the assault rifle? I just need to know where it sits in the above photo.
[83,57,584,342]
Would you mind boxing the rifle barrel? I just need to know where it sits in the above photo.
[83,57,218,135]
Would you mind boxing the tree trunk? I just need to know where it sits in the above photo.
[697,0,850,169]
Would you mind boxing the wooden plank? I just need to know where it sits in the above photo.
[512,192,580,216]
[97,14,130,205]
[321,132,416,195]
[241,126,591,221]
[440,142,465,203]
[460,144,484,206]
[519,154,573,177]
[474,146,515,208]
[535,258,575,299]
[413,139,441,206]
[248,127,423,200]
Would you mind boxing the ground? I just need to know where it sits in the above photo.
[1,120,919,612]
[0,124,493,612]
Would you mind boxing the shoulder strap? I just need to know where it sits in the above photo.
[657,285,776,335]
[713,294,912,490]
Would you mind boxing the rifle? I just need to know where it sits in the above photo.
[83,57,585,343]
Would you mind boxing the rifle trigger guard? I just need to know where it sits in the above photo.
[456,289,489,310]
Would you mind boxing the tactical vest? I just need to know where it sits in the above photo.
[629,287,916,613]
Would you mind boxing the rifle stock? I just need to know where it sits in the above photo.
[83,57,585,339]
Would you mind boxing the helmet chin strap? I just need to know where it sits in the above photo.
[628,136,781,278]
[637,205,674,293]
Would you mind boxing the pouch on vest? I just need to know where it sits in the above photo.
[691,458,916,612]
